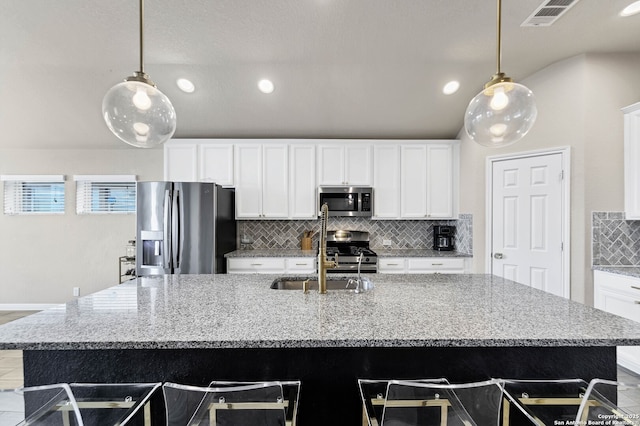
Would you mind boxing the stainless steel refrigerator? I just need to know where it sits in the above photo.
[136,182,236,276]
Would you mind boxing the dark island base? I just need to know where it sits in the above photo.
[24,346,616,425]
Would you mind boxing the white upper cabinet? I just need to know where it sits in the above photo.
[317,145,344,185]
[164,142,198,181]
[262,145,289,218]
[426,143,456,218]
[235,144,289,219]
[344,144,372,185]
[165,139,233,186]
[398,142,459,220]
[400,144,429,218]
[235,144,263,218]
[373,144,401,218]
[199,143,234,187]
[289,145,317,219]
[624,102,640,220]
[165,139,458,221]
[317,143,372,186]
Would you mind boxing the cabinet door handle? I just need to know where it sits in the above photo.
[632,286,640,291]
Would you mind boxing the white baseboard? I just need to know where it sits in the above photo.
[618,346,640,375]
[0,304,59,311]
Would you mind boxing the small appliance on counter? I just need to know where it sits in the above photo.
[433,225,455,251]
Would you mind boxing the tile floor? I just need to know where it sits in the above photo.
[1,311,640,416]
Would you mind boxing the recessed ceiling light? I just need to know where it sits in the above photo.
[442,81,460,95]
[258,79,275,94]
[176,78,195,93]
[621,1,640,16]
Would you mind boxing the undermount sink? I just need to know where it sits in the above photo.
[270,277,373,292]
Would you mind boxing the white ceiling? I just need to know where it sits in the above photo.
[1,0,639,149]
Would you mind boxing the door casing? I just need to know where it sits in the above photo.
[485,146,571,299]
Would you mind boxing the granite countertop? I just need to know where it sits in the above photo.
[226,249,472,258]
[593,265,640,279]
[2,274,640,351]
[225,249,316,258]
[375,249,472,258]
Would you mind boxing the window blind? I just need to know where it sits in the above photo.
[1,175,66,215]
[74,175,136,214]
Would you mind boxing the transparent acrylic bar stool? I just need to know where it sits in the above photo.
[68,382,161,425]
[0,383,82,425]
[575,379,640,425]
[367,379,505,425]
[500,378,591,425]
[357,378,449,426]
[208,381,301,426]
[163,381,297,426]
[0,382,161,426]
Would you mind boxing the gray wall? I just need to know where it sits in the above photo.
[0,148,162,306]
[459,52,640,304]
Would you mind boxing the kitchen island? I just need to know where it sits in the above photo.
[1,273,640,424]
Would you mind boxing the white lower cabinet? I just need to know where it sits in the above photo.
[378,257,467,274]
[594,270,640,373]
[227,257,316,274]
[285,258,316,274]
[377,258,407,274]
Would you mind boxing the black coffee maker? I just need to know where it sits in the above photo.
[433,225,455,251]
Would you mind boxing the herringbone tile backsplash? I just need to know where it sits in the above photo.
[592,212,640,265]
[239,214,473,254]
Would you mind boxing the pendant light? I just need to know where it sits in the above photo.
[102,0,176,148]
[464,0,537,148]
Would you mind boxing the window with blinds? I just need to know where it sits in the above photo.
[74,175,136,214]
[1,175,66,215]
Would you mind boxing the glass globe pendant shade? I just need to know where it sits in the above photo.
[102,76,176,148]
[464,80,537,148]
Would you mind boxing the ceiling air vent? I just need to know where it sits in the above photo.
[521,0,581,27]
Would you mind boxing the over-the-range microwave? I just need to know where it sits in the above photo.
[318,186,373,217]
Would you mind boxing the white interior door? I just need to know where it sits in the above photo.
[491,152,566,297]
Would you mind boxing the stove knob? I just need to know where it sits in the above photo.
[365,257,370,262]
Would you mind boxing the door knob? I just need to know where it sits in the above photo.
[494,253,504,259]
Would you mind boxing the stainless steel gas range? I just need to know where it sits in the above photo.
[324,230,377,273]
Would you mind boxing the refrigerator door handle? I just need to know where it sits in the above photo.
[163,189,172,269]
[178,188,185,269]
[172,188,180,269]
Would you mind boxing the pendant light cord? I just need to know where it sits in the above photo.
[139,0,145,75]
[496,0,502,75]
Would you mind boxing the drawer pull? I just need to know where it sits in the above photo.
[632,286,640,291]
[251,263,263,266]
[635,301,640,305]
[295,263,307,266]
[386,263,399,266]
[431,263,444,266]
